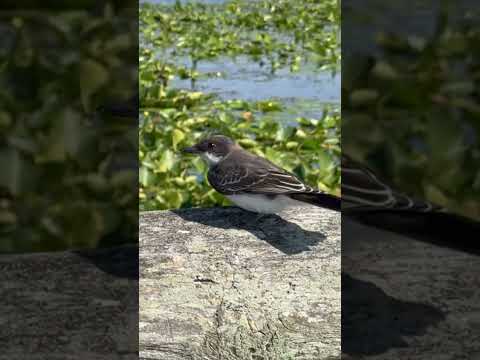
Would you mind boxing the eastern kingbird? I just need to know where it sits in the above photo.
[342,154,480,254]
[342,154,444,213]
[182,135,341,213]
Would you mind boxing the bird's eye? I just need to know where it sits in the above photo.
[208,142,216,149]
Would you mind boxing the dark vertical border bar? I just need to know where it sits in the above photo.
[0,1,139,358]
[342,0,480,358]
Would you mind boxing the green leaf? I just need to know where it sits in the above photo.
[140,167,155,187]
[424,185,449,207]
[276,126,295,141]
[13,29,34,67]
[238,138,257,148]
[62,202,102,248]
[164,190,184,209]
[350,89,379,106]
[440,82,475,96]
[172,129,185,150]
[0,210,17,225]
[95,203,122,236]
[111,170,137,188]
[286,141,299,150]
[37,113,66,163]
[157,149,176,173]
[192,157,206,173]
[85,173,109,194]
[0,148,37,196]
[0,111,12,128]
[80,59,109,112]
[372,61,398,80]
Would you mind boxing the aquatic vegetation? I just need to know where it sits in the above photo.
[343,9,480,220]
[0,6,137,251]
[140,0,340,77]
[139,94,341,210]
[139,0,341,211]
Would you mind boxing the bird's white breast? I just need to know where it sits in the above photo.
[227,194,304,214]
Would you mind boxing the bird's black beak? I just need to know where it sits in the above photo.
[182,145,201,154]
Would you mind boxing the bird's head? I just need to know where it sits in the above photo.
[182,135,237,165]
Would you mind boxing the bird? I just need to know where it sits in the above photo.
[182,135,341,214]
[341,154,444,213]
[341,154,480,254]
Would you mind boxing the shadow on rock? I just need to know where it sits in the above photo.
[172,207,325,255]
[342,273,445,356]
[345,211,480,256]
[74,245,139,279]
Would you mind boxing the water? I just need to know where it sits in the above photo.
[343,0,477,55]
[140,0,341,122]
[172,56,340,104]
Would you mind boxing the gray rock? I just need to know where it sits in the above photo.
[342,216,480,359]
[0,245,138,360]
[140,206,341,360]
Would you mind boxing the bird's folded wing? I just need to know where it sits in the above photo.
[208,160,314,195]
[342,155,442,212]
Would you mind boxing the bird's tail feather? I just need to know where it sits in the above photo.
[290,192,341,212]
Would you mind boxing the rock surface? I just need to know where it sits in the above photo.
[342,216,480,359]
[140,206,341,360]
[0,245,138,360]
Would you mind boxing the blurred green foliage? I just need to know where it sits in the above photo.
[0,5,137,252]
[139,0,341,211]
[343,8,480,220]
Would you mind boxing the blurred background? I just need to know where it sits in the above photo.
[0,2,138,252]
[342,1,480,358]
[139,0,341,211]
[343,0,480,221]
